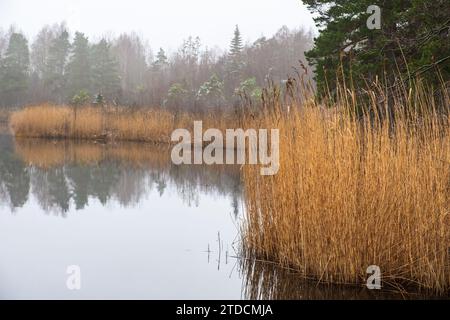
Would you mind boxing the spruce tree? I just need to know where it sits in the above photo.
[228,25,244,75]
[230,25,243,59]
[0,32,30,107]
[153,48,168,70]
[90,39,120,100]
[66,32,91,99]
[226,25,245,97]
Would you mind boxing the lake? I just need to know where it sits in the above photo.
[0,135,243,299]
[0,134,440,300]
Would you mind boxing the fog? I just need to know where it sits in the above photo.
[0,0,315,50]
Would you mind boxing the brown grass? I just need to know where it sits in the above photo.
[10,105,182,143]
[242,81,450,293]
[9,104,239,144]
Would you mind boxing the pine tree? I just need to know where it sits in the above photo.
[197,73,225,108]
[0,32,30,107]
[304,0,450,95]
[66,32,91,99]
[90,39,120,100]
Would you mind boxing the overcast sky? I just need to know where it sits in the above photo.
[0,0,315,52]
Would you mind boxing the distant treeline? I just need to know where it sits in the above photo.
[0,24,314,110]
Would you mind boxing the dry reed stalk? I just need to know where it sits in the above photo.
[9,105,240,144]
[9,105,176,143]
[242,81,450,293]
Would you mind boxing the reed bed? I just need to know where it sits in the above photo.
[10,105,177,143]
[242,81,450,293]
[9,104,240,143]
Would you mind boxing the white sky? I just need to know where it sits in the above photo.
[0,0,316,52]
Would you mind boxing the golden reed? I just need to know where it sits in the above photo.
[9,104,238,144]
[10,105,179,143]
[242,80,449,293]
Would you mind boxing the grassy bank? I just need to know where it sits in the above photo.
[10,104,237,143]
[10,105,180,143]
[242,82,450,293]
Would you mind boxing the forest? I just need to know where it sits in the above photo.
[0,24,313,110]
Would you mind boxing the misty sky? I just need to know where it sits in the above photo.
[0,0,316,52]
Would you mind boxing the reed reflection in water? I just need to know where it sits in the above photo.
[240,259,447,300]
[0,135,245,299]
[0,137,242,215]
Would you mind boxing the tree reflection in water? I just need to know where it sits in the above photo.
[0,135,30,210]
[0,136,242,216]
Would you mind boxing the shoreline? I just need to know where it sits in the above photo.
[5,93,450,293]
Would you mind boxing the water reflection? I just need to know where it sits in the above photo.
[240,259,446,300]
[0,134,244,299]
[0,135,30,209]
[0,136,242,215]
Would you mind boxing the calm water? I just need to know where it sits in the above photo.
[0,135,244,299]
[0,134,443,300]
